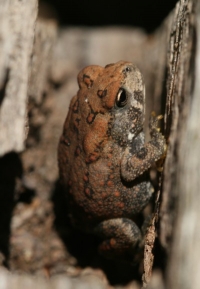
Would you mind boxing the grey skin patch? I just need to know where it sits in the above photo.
[134,91,144,104]
[136,147,148,159]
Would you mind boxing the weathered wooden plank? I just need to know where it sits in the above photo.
[0,0,38,156]
[166,1,200,288]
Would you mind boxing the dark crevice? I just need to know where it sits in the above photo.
[0,152,23,266]
[0,69,9,107]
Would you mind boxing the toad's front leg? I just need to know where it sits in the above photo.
[121,113,166,182]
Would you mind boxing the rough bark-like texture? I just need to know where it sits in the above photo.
[165,1,200,289]
[160,0,195,251]
[0,0,199,288]
[0,0,38,156]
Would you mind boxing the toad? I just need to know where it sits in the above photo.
[58,61,166,260]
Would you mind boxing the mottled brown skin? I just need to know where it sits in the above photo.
[58,61,166,260]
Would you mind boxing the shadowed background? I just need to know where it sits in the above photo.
[40,0,177,32]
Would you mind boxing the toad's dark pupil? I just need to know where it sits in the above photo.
[116,89,127,107]
[125,67,131,72]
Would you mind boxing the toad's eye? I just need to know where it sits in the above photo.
[116,88,128,107]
